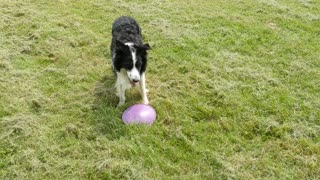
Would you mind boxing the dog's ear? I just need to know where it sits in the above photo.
[143,43,151,50]
[136,43,151,51]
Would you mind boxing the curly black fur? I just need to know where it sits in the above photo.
[111,16,143,46]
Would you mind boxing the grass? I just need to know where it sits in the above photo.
[1,0,320,179]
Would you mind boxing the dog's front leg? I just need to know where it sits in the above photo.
[117,85,125,107]
[116,73,126,107]
[139,73,149,104]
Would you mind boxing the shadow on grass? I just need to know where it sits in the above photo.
[91,75,129,140]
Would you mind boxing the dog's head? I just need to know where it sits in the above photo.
[115,40,151,83]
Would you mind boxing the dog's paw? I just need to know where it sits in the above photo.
[143,99,149,105]
[117,101,125,107]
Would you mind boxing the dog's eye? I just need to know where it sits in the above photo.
[123,63,133,70]
[135,61,142,69]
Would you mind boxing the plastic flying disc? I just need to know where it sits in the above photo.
[122,104,156,125]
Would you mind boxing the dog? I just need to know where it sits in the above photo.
[110,16,151,107]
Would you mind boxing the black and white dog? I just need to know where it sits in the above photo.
[111,16,151,106]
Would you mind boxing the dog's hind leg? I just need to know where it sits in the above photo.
[139,73,149,104]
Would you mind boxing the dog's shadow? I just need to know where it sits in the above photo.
[91,73,145,140]
[92,75,118,108]
[91,75,128,140]
[92,74,142,109]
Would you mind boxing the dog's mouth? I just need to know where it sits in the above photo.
[130,80,138,87]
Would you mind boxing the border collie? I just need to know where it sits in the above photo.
[110,16,151,107]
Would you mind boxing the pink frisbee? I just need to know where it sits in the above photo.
[122,104,156,125]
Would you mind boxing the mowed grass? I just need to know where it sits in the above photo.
[1,0,320,178]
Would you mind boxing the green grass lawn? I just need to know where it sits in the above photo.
[1,0,320,179]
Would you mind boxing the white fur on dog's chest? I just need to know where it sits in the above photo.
[116,69,133,90]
